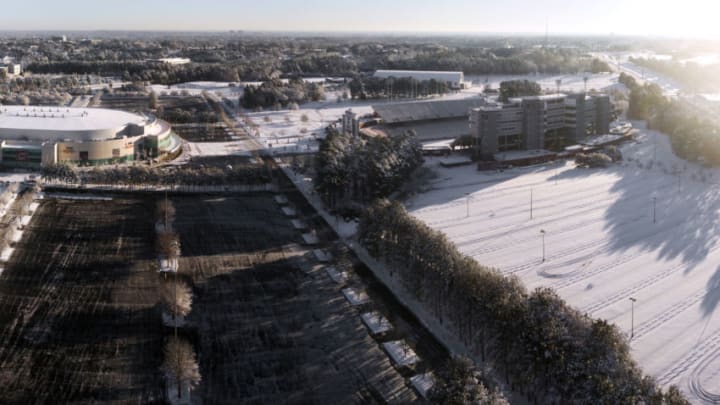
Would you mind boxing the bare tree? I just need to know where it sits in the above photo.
[162,336,201,399]
[156,199,176,229]
[160,278,193,325]
[156,231,181,259]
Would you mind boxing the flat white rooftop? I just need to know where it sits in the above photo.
[0,106,146,134]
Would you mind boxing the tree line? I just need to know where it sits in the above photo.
[314,128,424,210]
[41,163,270,186]
[347,76,450,100]
[358,199,688,404]
[629,57,720,92]
[372,49,611,76]
[623,73,720,165]
[499,80,542,102]
[241,78,325,110]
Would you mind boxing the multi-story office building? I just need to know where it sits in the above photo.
[470,93,611,158]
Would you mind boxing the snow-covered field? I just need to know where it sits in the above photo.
[408,123,720,403]
[148,81,242,98]
[244,102,375,154]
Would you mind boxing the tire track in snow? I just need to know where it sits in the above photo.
[688,346,720,403]
[657,327,720,387]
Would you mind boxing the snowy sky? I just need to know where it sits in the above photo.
[2,0,719,38]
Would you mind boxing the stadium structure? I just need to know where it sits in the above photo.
[0,106,179,168]
[373,70,468,89]
[370,98,489,145]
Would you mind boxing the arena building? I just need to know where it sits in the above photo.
[0,106,178,168]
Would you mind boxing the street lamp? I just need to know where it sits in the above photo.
[652,195,657,224]
[465,193,471,218]
[540,229,546,262]
[652,135,657,162]
[530,188,534,220]
[629,297,637,339]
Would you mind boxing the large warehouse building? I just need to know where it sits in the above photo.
[470,93,611,158]
[0,106,178,168]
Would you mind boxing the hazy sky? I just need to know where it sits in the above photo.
[2,0,719,38]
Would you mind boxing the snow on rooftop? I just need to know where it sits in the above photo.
[361,311,392,335]
[580,134,625,146]
[0,105,146,134]
[313,249,332,263]
[291,219,308,230]
[382,340,420,367]
[301,232,319,245]
[410,373,436,398]
[281,206,296,217]
[493,149,555,162]
[342,288,369,306]
[274,194,289,205]
[325,266,348,284]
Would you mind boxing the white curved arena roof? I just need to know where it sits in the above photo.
[0,106,150,142]
[0,106,145,132]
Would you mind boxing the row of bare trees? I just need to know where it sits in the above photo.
[155,198,201,401]
[0,185,35,255]
[358,199,688,404]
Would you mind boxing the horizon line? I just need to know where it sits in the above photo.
[0,28,711,40]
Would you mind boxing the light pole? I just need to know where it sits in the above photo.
[629,297,637,339]
[465,193,471,218]
[540,229,546,262]
[652,196,657,224]
[653,132,657,163]
[530,188,534,220]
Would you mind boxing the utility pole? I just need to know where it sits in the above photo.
[629,297,637,339]
[530,188,533,220]
[465,193,470,218]
[540,229,546,262]
[653,132,657,162]
[652,196,657,224]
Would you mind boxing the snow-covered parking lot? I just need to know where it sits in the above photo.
[408,123,720,403]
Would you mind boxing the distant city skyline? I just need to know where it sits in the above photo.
[2,0,719,39]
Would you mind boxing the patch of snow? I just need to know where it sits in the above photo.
[383,340,420,368]
[301,232,319,245]
[325,266,348,284]
[410,372,436,399]
[313,249,332,263]
[361,311,393,335]
[342,287,370,306]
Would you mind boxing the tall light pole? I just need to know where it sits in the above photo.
[465,193,471,218]
[540,229,546,262]
[652,196,657,224]
[530,188,534,220]
[653,132,657,163]
[629,297,637,339]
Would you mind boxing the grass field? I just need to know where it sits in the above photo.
[0,197,164,404]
